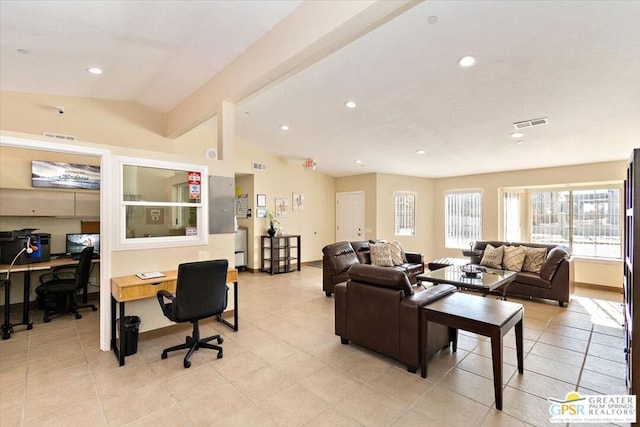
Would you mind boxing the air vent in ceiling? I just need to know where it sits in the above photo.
[252,161,267,171]
[513,117,549,130]
[43,132,76,141]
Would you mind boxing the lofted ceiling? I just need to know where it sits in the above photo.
[1,0,639,178]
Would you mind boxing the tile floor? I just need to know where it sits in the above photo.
[0,266,631,426]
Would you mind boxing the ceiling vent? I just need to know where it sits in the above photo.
[252,161,267,171]
[43,132,76,141]
[513,117,549,130]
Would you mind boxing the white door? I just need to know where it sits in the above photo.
[336,191,365,242]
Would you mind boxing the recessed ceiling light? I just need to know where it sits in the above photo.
[87,67,103,75]
[416,149,426,154]
[279,124,289,131]
[458,56,476,67]
[510,132,524,138]
[355,160,362,164]
[427,15,438,24]
[344,101,357,109]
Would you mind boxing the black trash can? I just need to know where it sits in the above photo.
[123,315,141,356]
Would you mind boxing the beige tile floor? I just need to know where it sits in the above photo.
[0,266,630,427]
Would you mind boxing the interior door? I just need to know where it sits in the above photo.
[336,191,364,242]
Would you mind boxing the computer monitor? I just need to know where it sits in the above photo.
[65,233,100,256]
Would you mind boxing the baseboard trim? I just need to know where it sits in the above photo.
[574,282,623,294]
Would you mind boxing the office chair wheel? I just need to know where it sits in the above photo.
[217,337,224,344]
[75,314,82,319]
[161,352,168,359]
[184,360,191,368]
[217,351,223,359]
[91,306,98,311]
[44,316,51,323]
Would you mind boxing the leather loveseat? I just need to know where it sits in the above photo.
[469,240,574,307]
[322,240,425,297]
[335,264,456,373]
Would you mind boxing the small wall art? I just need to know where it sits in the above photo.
[292,192,304,211]
[275,197,288,217]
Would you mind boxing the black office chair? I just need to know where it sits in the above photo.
[156,259,228,368]
[35,246,96,322]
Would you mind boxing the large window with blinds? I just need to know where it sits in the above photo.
[394,192,416,236]
[445,191,482,248]
[503,186,621,259]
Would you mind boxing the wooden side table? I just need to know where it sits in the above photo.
[419,292,524,410]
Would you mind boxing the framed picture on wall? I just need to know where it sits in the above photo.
[292,192,304,211]
[275,197,288,217]
[257,194,266,207]
[256,207,267,218]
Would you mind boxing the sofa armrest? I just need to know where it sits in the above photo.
[347,264,413,295]
[405,251,424,266]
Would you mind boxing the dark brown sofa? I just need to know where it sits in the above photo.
[322,240,424,296]
[469,240,575,307]
[335,264,456,373]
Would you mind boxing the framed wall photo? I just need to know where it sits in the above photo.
[256,207,267,218]
[275,197,288,217]
[292,192,304,211]
[257,194,267,207]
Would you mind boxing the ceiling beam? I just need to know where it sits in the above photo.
[166,0,422,139]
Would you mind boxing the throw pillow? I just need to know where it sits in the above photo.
[480,244,504,269]
[539,247,568,281]
[502,245,525,272]
[522,246,547,274]
[369,243,394,267]
[389,241,407,265]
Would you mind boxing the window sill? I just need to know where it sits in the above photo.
[571,256,622,265]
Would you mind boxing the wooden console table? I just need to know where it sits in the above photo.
[111,268,238,366]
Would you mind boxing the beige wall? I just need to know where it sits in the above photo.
[432,161,626,288]
[234,139,336,268]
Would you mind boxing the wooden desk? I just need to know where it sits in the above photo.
[110,269,238,366]
[0,257,98,339]
[420,292,524,411]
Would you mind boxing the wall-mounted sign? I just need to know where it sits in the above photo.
[188,171,201,199]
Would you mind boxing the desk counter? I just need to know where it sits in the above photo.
[110,268,239,366]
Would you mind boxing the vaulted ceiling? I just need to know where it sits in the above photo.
[2,1,639,177]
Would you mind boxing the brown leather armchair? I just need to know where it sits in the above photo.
[335,264,456,373]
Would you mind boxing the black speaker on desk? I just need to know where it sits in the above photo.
[0,230,50,265]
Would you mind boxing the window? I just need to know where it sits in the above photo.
[445,191,482,248]
[116,157,208,249]
[505,186,621,259]
[503,190,524,242]
[394,192,416,236]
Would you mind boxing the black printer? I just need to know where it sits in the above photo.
[0,229,51,265]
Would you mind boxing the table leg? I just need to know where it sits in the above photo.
[118,302,125,366]
[515,317,524,374]
[21,271,32,330]
[218,281,239,331]
[2,278,11,339]
[490,330,504,411]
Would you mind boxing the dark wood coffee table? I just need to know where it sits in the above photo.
[417,265,517,299]
[419,292,524,411]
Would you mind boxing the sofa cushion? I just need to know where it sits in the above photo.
[515,271,551,289]
[540,246,569,281]
[503,245,525,272]
[480,244,504,269]
[351,241,371,264]
[389,241,407,265]
[370,243,394,267]
[522,246,547,273]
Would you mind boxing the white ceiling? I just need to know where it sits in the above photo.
[1,1,639,178]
